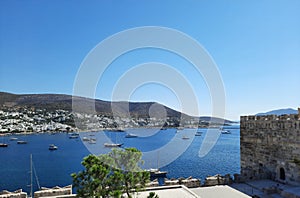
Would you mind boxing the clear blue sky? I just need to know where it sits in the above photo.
[0,0,299,120]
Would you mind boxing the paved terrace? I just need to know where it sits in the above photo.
[231,179,300,198]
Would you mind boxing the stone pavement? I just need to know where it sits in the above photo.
[231,180,300,198]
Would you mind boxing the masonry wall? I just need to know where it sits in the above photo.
[240,112,300,185]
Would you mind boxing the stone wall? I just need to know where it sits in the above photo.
[240,111,300,186]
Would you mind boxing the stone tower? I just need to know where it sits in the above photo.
[240,110,300,185]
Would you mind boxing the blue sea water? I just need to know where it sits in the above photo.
[0,128,240,193]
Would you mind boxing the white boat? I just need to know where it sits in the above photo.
[182,136,190,140]
[69,134,79,139]
[49,144,58,150]
[0,143,8,147]
[195,132,202,136]
[17,140,28,144]
[10,137,18,141]
[125,133,138,138]
[104,143,123,147]
[88,139,97,144]
[221,130,231,134]
[82,137,90,141]
[147,168,167,178]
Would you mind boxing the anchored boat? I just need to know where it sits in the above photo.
[49,144,58,150]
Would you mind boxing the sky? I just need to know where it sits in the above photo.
[0,0,299,120]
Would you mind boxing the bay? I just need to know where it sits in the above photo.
[0,128,240,193]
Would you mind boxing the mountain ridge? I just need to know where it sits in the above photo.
[0,92,234,123]
[256,108,298,116]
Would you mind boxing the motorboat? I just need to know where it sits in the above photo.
[104,143,123,147]
[49,144,58,150]
[82,137,90,141]
[0,143,8,147]
[148,169,167,179]
[125,133,138,138]
[10,137,18,141]
[17,140,28,144]
[195,132,202,136]
[69,133,79,139]
[88,139,96,144]
[182,136,190,140]
[221,130,231,134]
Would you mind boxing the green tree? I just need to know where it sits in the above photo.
[147,192,159,198]
[72,148,150,198]
[71,155,111,197]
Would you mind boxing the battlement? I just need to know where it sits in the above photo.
[240,108,300,186]
[241,113,299,122]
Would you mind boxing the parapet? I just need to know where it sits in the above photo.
[34,185,75,198]
[0,189,27,198]
[241,109,300,122]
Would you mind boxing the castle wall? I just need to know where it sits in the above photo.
[240,112,300,185]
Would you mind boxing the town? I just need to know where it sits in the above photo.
[0,106,211,134]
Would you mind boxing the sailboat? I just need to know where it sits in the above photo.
[104,131,123,147]
[28,154,41,198]
[148,151,167,179]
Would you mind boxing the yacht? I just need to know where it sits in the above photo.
[104,143,123,147]
[10,137,18,141]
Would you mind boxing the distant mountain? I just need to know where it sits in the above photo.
[199,116,236,124]
[256,108,298,116]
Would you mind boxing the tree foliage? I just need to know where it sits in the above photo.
[72,148,150,198]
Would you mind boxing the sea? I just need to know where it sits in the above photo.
[0,127,240,193]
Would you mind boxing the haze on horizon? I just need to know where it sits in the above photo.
[0,1,299,120]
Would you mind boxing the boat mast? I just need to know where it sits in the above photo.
[30,154,33,198]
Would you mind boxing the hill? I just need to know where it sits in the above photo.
[0,92,185,118]
[256,108,298,116]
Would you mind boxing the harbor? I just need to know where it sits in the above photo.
[0,128,240,193]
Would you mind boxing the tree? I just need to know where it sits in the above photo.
[72,148,150,198]
[71,154,112,197]
[147,192,159,198]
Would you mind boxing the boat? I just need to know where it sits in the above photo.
[69,133,79,139]
[182,136,190,140]
[10,137,18,141]
[195,132,202,136]
[49,144,58,150]
[82,137,90,141]
[148,168,168,179]
[125,133,138,138]
[88,139,97,144]
[0,143,8,147]
[104,143,123,147]
[221,130,231,134]
[17,140,28,144]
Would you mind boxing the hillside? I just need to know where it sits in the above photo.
[0,92,185,118]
